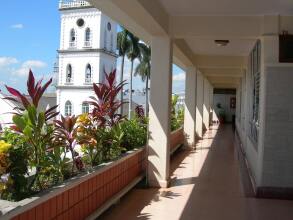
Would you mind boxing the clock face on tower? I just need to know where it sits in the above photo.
[107,22,111,31]
[77,18,85,27]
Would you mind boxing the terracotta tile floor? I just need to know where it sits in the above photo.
[99,125,293,220]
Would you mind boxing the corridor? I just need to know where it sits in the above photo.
[100,125,293,220]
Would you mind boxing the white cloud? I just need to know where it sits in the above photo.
[0,57,18,67]
[10,24,24,29]
[13,60,47,76]
[173,72,185,81]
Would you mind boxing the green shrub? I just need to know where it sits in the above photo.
[171,95,184,131]
[120,118,147,151]
[0,130,29,201]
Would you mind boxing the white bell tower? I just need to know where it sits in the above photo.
[56,0,117,116]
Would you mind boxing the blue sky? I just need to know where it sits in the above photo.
[0,0,185,94]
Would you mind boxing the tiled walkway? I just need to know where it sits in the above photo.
[99,125,293,220]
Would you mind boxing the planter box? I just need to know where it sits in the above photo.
[1,147,146,220]
[170,128,184,155]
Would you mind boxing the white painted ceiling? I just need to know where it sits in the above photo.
[185,38,256,56]
[159,0,293,16]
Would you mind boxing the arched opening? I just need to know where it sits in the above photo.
[104,29,107,50]
[69,28,76,47]
[85,28,91,47]
[110,32,114,52]
[85,64,92,83]
[82,102,90,114]
[65,101,72,116]
[66,64,72,83]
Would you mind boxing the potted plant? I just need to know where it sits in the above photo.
[216,103,226,124]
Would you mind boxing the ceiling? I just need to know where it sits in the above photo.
[185,38,256,56]
[159,0,293,16]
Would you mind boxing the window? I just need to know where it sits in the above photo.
[249,40,261,143]
[85,28,91,47]
[85,64,92,83]
[82,102,90,114]
[65,101,72,116]
[104,29,107,50]
[110,33,113,52]
[69,29,76,47]
[252,41,261,124]
[66,64,73,83]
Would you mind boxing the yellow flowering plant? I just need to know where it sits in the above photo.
[0,140,11,154]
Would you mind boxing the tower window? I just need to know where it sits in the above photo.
[104,29,107,50]
[69,29,76,47]
[85,64,92,83]
[107,22,111,31]
[82,102,90,114]
[110,33,114,52]
[66,64,73,83]
[85,28,91,47]
[65,101,72,116]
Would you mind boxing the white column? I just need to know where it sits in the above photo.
[209,84,214,124]
[183,67,197,147]
[196,71,204,139]
[203,78,210,131]
[148,36,172,188]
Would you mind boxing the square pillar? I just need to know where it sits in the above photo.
[196,71,204,139]
[209,84,214,125]
[148,36,172,188]
[183,67,197,147]
[203,78,210,131]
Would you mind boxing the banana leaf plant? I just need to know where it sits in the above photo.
[54,115,81,174]
[87,69,127,127]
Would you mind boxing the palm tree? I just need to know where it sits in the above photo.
[117,28,130,115]
[135,43,151,116]
[126,33,140,119]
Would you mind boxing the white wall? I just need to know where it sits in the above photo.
[213,94,236,122]
[203,78,210,130]
[196,71,204,138]
[261,66,293,188]
[58,7,118,117]
[58,89,95,116]
[0,96,14,130]
[60,8,102,50]
[59,53,102,85]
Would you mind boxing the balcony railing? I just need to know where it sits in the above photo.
[59,0,91,9]
[69,41,76,48]
[85,77,92,84]
[84,40,92,48]
[66,77,73,84]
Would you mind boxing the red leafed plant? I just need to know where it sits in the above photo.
[54,115,82,173]
[87,69,127,127]
[2,69,58,121]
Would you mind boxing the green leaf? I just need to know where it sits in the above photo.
[12,115,26,130]
[38,112,45,129]
[23,126,33,137]
[27,106,37,124]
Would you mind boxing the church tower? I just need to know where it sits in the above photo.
[56,0,117,116]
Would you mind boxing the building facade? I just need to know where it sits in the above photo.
[56,0,117,116]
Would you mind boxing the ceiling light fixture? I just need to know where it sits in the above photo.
[215,40,230,47]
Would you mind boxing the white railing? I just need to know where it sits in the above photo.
[69,41,76,48]
[59,0,91,9]
[85,77,92,84]
[84,41,92,48]
[66,77,73,83]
